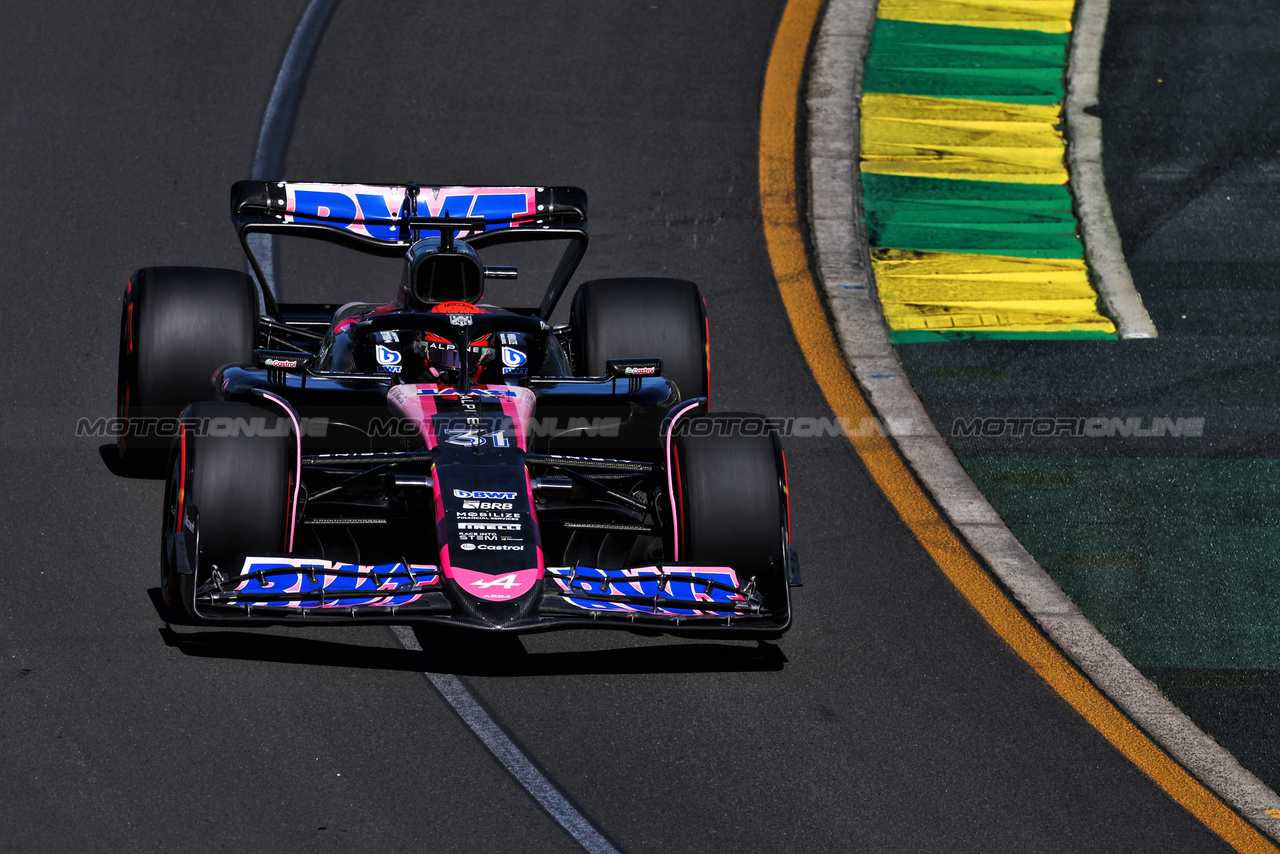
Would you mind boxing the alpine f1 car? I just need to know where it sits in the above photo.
[117,181,799,636]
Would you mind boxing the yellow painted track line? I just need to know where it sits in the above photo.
[758,1,1277,851]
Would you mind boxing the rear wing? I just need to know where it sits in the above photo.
[231,181,588,319]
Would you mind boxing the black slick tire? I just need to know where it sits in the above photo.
[571,278,709,403]
[118,267,258,468]
[162,401,291,619]
[673,413,788,613]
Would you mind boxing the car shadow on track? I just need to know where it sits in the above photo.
[152,591,787,676]
[99,444,166,479]
[407,625,787,676]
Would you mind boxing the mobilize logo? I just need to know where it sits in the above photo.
[453,490,517,500]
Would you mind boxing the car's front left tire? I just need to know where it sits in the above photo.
[162,400,291,619]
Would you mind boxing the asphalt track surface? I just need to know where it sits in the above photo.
[0,3,1234,851]
[1097,0,1280,803]
[898,0,1280,814]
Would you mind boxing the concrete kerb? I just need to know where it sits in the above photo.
[805,0,1280,836]
[1068,0,1158,338]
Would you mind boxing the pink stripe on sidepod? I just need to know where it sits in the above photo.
[256,391,302,553]
[432,469,451,576]
[664,400,703,562]
[431,463,445,524]
[524,467,546,579]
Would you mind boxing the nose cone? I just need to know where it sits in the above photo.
[444,565,544,627]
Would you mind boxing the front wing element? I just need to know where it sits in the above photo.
[189,556,789,636]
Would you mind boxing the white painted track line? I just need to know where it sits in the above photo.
[247,0,341,297]
[392,627,620,854]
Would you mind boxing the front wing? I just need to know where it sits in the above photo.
[181,551,790,637]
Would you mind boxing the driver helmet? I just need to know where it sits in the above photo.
[415,301,496,382]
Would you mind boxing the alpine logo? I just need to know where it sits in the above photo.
[471,572,526,589]
[453,489,517,500]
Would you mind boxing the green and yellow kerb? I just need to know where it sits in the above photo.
[861,0,1117,341]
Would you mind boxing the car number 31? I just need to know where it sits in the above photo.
[444,429,511,448]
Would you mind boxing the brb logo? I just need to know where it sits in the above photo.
[285,184,538,240]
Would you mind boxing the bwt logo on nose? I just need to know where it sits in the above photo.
[286,185,536,240]
[454,490,518,500]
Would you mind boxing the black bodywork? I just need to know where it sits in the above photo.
[160,181,794,636]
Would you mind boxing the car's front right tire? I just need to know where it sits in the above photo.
[672,412,789,614]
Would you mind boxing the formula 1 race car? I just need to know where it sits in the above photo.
[116,181,798,636]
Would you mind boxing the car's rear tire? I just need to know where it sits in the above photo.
[673,413,788,613]
[118,267,258,469]
[571,278,709,403]
[162,401,291,618]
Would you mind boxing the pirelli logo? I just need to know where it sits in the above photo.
[458,522,521,531]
